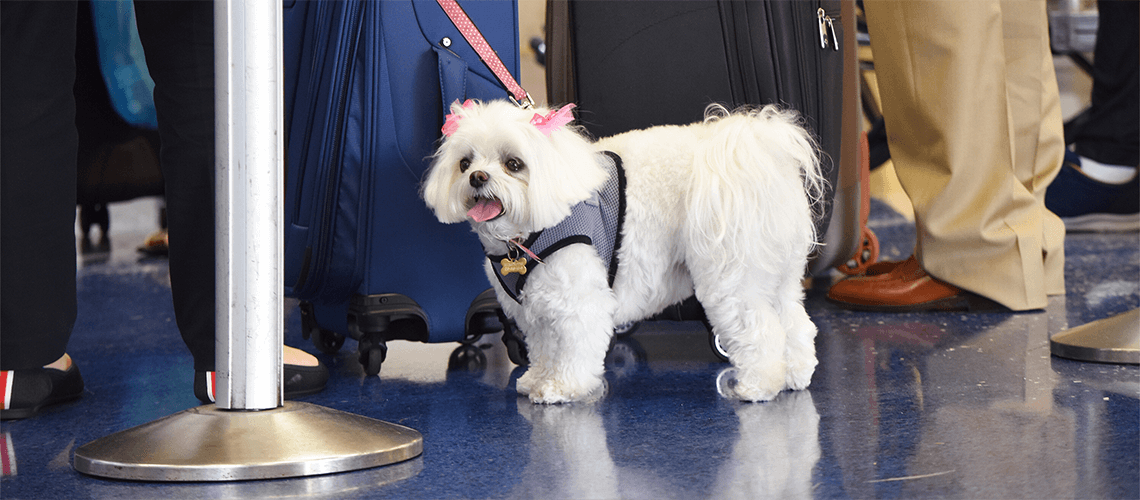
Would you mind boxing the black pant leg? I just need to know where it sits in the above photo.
[0,1,79,370]
[1071,0,1139,167]
[133,0,217,372]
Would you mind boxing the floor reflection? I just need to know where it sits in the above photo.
[710,390,820,499]
[813,293,1138,498]
[507,367,822,500]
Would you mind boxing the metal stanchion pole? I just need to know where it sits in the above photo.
[214,0,285,411]
[72,0,422,481]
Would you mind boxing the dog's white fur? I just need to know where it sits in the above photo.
[423,100,824,403]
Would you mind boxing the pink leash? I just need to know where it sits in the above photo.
[436,0,534,109]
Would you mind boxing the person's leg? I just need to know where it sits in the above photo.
[1044,0,1138,231]
[134,1,326,403]
[133,0,217,372]
[1,1,79,370]
[996,0,1066,297]
[1071,0,1139,168]
[842,0,1063,311]
[1,1,86,420]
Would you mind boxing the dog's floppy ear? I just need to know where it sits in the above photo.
[422,102,478,224]
[422,146,470,224]
[521,120,609,230]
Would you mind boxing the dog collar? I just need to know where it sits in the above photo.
[486,151,626,304]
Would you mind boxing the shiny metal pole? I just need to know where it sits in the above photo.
[214,0,284,410]
[73,0,422,481]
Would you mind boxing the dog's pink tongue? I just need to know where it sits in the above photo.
[467,198,503,222]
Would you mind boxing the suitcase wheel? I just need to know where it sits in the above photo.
[614,322,639,338]
[709,331,730,363]
[448,344,487,372]
[837,226,880,275]
[299,301,346,354]
[461,330,486,345]
[605,338,647,378]
[358,335,388,377]
[314,329,346,355]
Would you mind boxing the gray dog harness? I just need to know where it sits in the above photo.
[487,151,625,304]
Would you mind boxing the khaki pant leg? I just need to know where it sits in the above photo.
[863,0,1065,310]
[998,0,1067,297]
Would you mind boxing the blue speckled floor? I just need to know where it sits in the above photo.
[2,196,1137,499]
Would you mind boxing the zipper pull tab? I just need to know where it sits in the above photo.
[826,15,839,51]
[817,8,829,49]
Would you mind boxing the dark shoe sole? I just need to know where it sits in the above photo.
[0,392,83,420]
[1062,212,1140,232]
[1,365,84,420]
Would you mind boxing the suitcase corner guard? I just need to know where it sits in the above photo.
[347,293,430,344]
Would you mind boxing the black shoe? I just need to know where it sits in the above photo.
[1045,151,1139,232]
[1,362,84,420]
[194,360,329,404]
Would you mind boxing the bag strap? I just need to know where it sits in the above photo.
[436,0,534,108]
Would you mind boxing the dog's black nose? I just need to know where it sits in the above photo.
[469,170,489,188]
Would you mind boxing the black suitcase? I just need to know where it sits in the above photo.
[543,0,876,360]
[548,0,848,243]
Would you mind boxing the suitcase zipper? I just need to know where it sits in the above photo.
[297,1,364,295]
[792,4,840,124]
[818,8,839,51]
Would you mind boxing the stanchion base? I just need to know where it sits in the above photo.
[73,401,422,482]
[1051,308,1140,365]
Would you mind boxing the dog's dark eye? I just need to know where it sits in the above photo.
[505,157,525,173]
[459,158,471,173]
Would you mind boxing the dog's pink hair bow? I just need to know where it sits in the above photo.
[441,99,476,137]
[530,103,576,136]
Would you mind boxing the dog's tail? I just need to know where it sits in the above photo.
[685,104,826,274]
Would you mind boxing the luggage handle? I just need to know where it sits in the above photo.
[436,0,534,109]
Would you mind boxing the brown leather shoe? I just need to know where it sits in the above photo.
[863,258,906,276]
[828,256,1004,312]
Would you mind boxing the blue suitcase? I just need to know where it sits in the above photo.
[282,0,520,375]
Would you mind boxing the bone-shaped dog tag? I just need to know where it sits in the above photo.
[500,257,527,276]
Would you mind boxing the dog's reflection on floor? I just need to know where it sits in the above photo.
[508,366,821,499]
[513,399,621,499]
[712,383,821,499]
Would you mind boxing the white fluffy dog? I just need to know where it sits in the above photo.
[422,99,824,403]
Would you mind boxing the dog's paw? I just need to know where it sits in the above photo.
[522,376,605,405]
[784,359,816,391]
[716,367,784,402]
[730,380,782,403]
[528,384,574,404]
[515,371,537,396]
